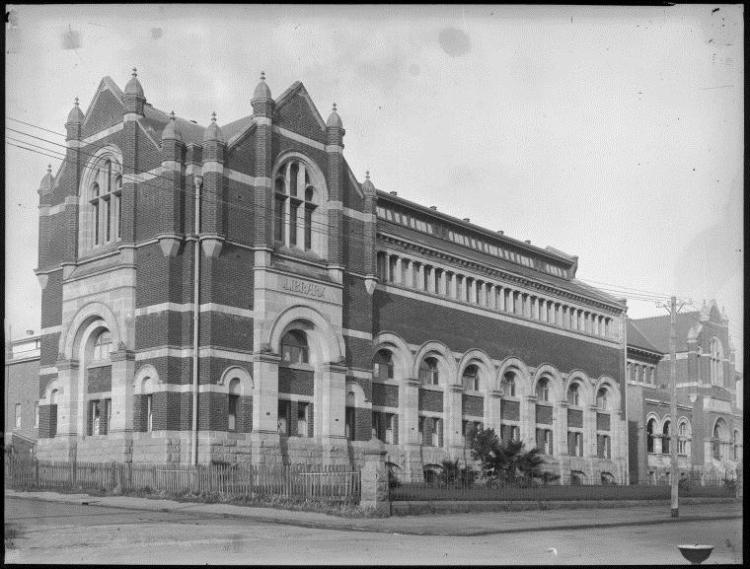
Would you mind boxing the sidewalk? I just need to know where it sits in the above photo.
[5,489,742,537]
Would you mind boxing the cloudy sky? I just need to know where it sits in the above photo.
[5,4,743,368]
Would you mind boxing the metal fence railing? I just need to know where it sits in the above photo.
[390,478,738,502]
[4,453,361,504]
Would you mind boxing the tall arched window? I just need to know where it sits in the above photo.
[80,155,123,252]
[677,420,689,455]
[662,420,671,455]
[596,387,610,410]
[419,357,439,386]
[280,330,309,364]
[536,377,550,402]
[502,371,517,397]
[273,159,320,253]
[646,418,656,453]
[228,378,241,432]
[710,338,724,385]
[462,364,480,391]
[567,383,580,406]
[86,328,113,436]
[373,349,394,381]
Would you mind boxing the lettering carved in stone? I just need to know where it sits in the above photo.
[281,277,326,300]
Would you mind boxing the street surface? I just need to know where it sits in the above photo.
[4,495,743,565]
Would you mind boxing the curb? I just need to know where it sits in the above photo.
[6,490,742,537]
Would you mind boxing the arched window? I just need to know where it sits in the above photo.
[536,377,550,402]
[567,383,580,406]
[273,160,320,253]
[81,156,123,252]
[677,420,689,455]
[462,364,480,391]
[141,377,154,433]
[280,330,309,364]
[502,371,517,397]
[49,389,59,438]
[662,420,671,455]
[419,357,439,386]
[646,418,656,453]
[373,349,394,381]
[92,330,112,361]
[596,387,609,410]
[710,338,724,385]
[228,378,241,432]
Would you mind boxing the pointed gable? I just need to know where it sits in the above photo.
[273,82,327,144]
[82,77,125,137]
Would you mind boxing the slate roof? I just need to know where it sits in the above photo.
[626,320,663,354]
[629,311,703,353]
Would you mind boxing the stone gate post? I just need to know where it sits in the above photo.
[360,439,390,516]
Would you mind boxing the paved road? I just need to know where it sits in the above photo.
[4,496,743,565]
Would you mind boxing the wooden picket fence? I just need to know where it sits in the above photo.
[4,453,360,504]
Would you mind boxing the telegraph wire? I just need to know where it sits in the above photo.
[5,119,746,314]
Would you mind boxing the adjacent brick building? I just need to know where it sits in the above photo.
[4,335,41,450]
[626,301,743,484]
[33,70,631,482]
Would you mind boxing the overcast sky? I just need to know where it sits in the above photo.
[5,4,743,369]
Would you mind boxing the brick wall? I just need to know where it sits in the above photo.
[535,403,553,425]
[40,332,60,367]
[372,383,398,407]
[345,334,372,370]
[88,365,112,393]
[342,274,373,339]
[274,95,327,144]
[354,406,371,441]
[596,412,611,431]
[278,367,314,395]
[40,270,63,328]
[501,399,520,421]
[82,90,122,135]
[462,394,483,416]
[374,290,623,380]
[418,389,443,412]
[568,408,583,428]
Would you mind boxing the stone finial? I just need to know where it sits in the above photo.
[161,110,182,142]
[253,70,272,102]
[326,102,343,129]
[362,169,376,196]
[67,96,84,124]
[124,66,145,98]
[203,111,225,143]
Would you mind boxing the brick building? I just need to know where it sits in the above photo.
[33,70,630,482]
[626,300,743,484]
[4,335,41,451]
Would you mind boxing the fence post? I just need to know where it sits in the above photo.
[35,458,40,488]
[360,439,390,516]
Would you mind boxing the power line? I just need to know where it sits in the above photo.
[6,116,67,138]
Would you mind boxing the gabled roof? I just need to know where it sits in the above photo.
[141,104,207,146]
[629,311,702,353]
[627,320,663,354]
[274,81,327,131]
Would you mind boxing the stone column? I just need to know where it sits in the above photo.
[557,401,569,480]
[399,379,421,446]
[498,286,505,311]
[586,405,598,457]
[109,346,136,433]
[522,395,537,447]
[415,263,424,290]
[55,357,80,438]
[360,440,390,515]
[445,384,464,454]
[316,362,347,439]
[252,352,281,434]
[486,390,502,432]
[393,257,402,285]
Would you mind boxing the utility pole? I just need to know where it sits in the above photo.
[662,295,686,518]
